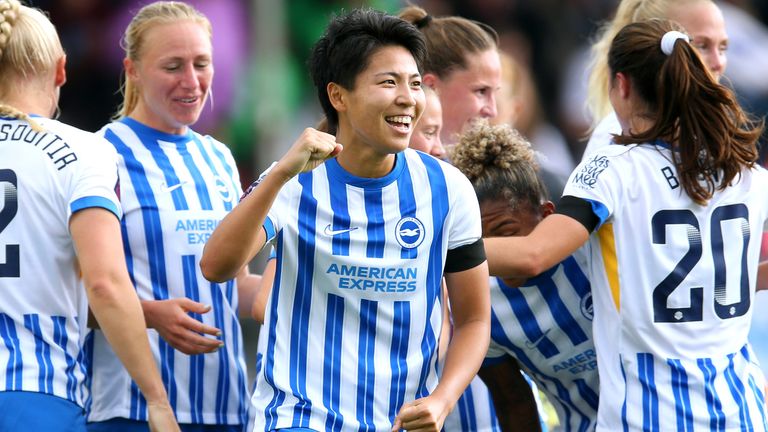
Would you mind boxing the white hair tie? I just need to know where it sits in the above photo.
[660,30,689,56]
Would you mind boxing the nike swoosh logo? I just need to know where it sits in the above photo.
[323,224,359,236]
[525,328,552,350]
[161,181,187,193]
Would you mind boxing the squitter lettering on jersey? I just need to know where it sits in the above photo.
[0,123,77,170]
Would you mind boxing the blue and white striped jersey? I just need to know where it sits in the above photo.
[0,116,121,407]
[485,248,599,432]
[442,376,501,432]
[565,142,768,431]
[86,117,249,425]
[251,149,483,432]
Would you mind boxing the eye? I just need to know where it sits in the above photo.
[411,80,422,88]
[380,79,396,86]
[164,64,180,72]
[194,61,211,69]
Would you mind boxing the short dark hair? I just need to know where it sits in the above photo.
[308,8,426,135]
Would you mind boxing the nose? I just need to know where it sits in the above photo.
[430,139,446,160]
[396,85,417,107]
[707,50,726,80]
[180,64,200,89]
[480,94,498,119]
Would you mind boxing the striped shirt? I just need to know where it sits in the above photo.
[251,149,483,431]
[0,116,120,407]
[86,117,249,425]
[564,142,768,431]
[485,248,599,432]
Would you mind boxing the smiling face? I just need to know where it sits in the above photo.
[410,89,445,158]
[431,49,501,146]
[126,19,213,135]
[334,45,425,161]
[668,1,728,81]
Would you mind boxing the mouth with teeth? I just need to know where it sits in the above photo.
[385,115,413,134]
[176,96,199,105]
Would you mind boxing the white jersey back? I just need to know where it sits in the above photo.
[564,143,768,431]
[485,248,599,432]
[0,116,120,407]
[86,118,249,425]
[251,150,482,432]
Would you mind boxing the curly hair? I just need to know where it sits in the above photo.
[451,120,548,210]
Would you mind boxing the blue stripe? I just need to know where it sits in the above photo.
[744,345,768,429]
[462,386,478,430]
[210,281,230,424]
[573,378,599,411]
[264,232,287,430]
[206,136,241,206]
[289,173,317,427]
[495,278,559,358]
[535,274,588,346]
[129,381,147,420]
[70,196,120,219]
[323,294,345,432]
[489,311,593,431]
[697,358,726,431]
[191,135,234,210]
[667,359,694,432]
[637,353,659,432]
[120,221,136,287]
[388,302,410,422]
[723,351,752,430]
[327,171,351,257]
[356,300,378,431]
[0,313,22,390]
[51,316,77,401]
[396,161,417,259]
[620,360,628,432]
[364,189,385,258]
[182,255,204,423]
[560,256,590,299]
[24,314,54,394]
[457,391,470,431]
[81,331,94,411]
[415,153,448,399]
[176,140,212,210]
[230,303,248,426]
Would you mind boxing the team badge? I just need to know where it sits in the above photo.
[214,176,231,202]
[580,292,594,321]
[395,217,425,249]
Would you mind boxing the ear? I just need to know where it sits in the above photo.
[124,57,139,84]
[539,200,555,218]
[422,73,438,89]
[327,82,346,112]
[54,55,67,87]
[614,72,631,99]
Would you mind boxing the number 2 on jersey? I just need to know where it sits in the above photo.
[652,204,750,323]
[0,169,19,277]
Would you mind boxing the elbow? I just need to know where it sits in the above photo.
[199,254,234,283]
[85,277,123,309]
[518,250,547,278]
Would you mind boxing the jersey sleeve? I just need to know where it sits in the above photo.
[66,133,121,223]
[445,167,483,250]
[562,148,626,229]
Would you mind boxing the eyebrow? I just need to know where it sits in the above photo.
[374,72,421,79]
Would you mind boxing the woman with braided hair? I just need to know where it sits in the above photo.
[0,0,177,430]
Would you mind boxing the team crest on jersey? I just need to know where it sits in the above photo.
[395,217,425,249]
[214,176,231,202]
[580,292,593,321]
[572,155,609,189]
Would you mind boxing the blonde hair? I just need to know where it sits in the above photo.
[450,120,548,210]
[116,1,211,119]
[0,0,63,130]
[586,0,710,123]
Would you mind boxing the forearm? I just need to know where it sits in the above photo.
[431,318,490,411]
[236,268,262,318]
[758,261,768,291]
[88,278,167,404]
[201,171,287,282]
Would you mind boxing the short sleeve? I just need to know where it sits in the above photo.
[445,167,482,250]
[562,149,625,229]
[67,134,121,222]
[483,338,509,365]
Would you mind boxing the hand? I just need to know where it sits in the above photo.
[143,298,223,355]
[147,400,180,432]
[391,395,450,432]
[274,128,342,180]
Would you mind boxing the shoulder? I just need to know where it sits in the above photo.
[39,118,117,159]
